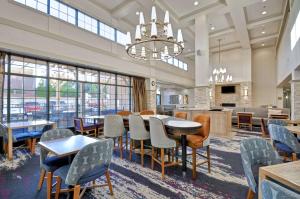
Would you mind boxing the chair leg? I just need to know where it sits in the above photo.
[207,145,211,173]
[129,139,133,161]
[246,188,254,199]
[37,169,46,191]
[31,138,36,155]
[141,140,144,167]
[105,170,114,195]
[292,153,298,161]
[119,136,123,159]
[46,172,53,199]
[55,176,61,199]
[27,139,32,152]
[161,148,165,179]
[171,148,175,162]
[73,185,81,199]
[175,146,179,163]
[151,147,154,169]
[192,148,197,180]
[125,131,128,150]
[3,143,8,154]
[167,149,171,162]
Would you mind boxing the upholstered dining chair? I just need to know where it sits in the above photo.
[149,117,179,179]
[37,129,74,199]
[174,112,188,120]
[117,110,132,150]
[104,115,125,159]
[261,179,300,199]
[140,110,155,115]
[267,119,287,126]
[260,118,269,138]
[240,138,282,199]
[129,114,150,166]
[54,139,114,199]
[268,124,300,161]
[74,118,97,137]
[187,114,211,180]
[30,124,52,154]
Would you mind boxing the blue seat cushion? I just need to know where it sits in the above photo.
[29,130,43,138]
[274,141,294,154]
[42,156,70,172]
[4,128,31,143]
[55,164,108,185]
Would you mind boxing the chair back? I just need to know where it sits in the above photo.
[240,138,282,193]
[74,118,83,131]
[238,113,252,123]
[268,119,287,126]
[268,124,300,153]
[140,110,154,115]
[117,110,132,116]
[104,115,124,138]
[129,115,149,140]
[40,129,74,165]
[65,139,114,185]
[262,180,300,199]
[193,114,210,139]
[149,117,176,149]
[175,112,187,120]
[260,119,269,136]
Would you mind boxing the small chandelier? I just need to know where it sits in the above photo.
[125,6,184,61]
[209,39,233,84]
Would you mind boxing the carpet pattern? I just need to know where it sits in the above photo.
[0,129,260,199]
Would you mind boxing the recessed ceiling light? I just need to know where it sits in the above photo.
[262,0,267,2]
[194,1,199,6]
[261,31,266,34]
[211,26,215,30]
[261,43,265,46]
[261,10,267,15]
[136,11,139,15]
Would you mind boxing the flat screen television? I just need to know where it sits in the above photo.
[221,86,235,94]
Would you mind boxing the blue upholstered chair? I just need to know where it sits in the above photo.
[37,129,74,199]
[268,124,300,161]
[261,180,300,199]
[267,119,287,126]
[149,117,179,179]
[54,139,114,199]
[128,114,150,166]
[29,124,53,154]
[74,118,97,137]
[240,138,282,199]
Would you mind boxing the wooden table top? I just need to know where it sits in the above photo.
[38,135,99,157]
[286,126,300,136]
[288,120,300,125]
[260,161,300,192]
[2,120,56,129]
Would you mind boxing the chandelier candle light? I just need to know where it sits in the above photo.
[209,39,233,84]
[125,6,184,60]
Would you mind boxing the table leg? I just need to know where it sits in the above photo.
[51,123,57,129]
[258,168,266,199]
[181,134,187,177]
[8,128,13,161]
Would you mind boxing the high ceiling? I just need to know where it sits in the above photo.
[83,0,287,59]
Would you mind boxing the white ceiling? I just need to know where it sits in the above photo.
[83,0,287,60]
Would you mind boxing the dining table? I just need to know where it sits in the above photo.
[258,161,300,199]
[165,120,202,177]
[285,126,300,136]
[1,120,57,160]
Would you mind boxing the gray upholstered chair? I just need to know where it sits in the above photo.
[267,119,287,126]
[149,117,179,179]
[104,115,125,159]
[261,179,300,199]
[129,114,150,166]
[268,124,300,161]
[240,138,282,199]
[54,139,114,199]
[37,128,74,199]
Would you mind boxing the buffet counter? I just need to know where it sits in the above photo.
[174,108,234,137]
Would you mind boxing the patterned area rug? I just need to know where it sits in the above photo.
[0,128,260,199]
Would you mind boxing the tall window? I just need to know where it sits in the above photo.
[116,31,127,46]
[50,0,76,25]
[15,0,48,13]
[99,22,115,41]
[78,12,98,34]
[3,54,132,127]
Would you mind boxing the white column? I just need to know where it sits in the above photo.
[194,14,210,108]
[291,70,300,119]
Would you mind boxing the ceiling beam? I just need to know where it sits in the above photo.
[111,0,139,19]
[250,34,278,44]
[209,28,235,38]
[210,41,241,52]
[225,0,250,48]
[247,15,284,30]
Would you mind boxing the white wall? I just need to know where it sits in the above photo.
[252,47,278,106]
[0,0,195,87]
[210,48,252,83]
[277,0,300,84]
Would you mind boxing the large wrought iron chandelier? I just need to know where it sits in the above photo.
[125,6,184,61]
[209,39,233,84]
